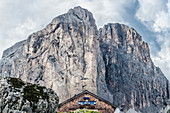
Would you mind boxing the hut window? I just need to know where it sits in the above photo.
[79,101,83,105]
[84,101,87,105]
[79,101,96,105]
[83,97,90,100]
[94,101,96,105]
[90,101,96,105]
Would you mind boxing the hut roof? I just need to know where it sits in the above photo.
[58,90,116,109]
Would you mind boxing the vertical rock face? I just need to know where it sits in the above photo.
[99,23,170,112]
[0,6,169,113]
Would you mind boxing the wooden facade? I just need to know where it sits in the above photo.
[57,90,116,113]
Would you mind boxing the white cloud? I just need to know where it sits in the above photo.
[12,18,37,37]
[136,0,170,32]
[153,1,170,32]
[136,0,166,22]
[136,0,168,33]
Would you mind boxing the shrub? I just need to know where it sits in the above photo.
[23,84,49,104]
[7,77,25,88]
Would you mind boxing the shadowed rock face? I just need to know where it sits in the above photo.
[99,23,169,112]
[0,6,169,113]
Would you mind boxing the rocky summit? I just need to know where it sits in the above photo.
[0,6,169,113]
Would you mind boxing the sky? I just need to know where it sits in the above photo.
[0,0,170,80]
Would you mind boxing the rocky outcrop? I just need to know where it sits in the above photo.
[0,6,169,112]
[0,76,59,113]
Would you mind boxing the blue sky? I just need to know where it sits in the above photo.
[0,0,170,80]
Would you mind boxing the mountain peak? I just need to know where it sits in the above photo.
[68,6,94,21]
[50,6,96,26]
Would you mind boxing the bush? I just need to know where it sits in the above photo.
[23,84,49,103]
[7,77,25,88]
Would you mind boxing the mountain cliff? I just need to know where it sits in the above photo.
[0,6,169,113]
[99,23,169,112]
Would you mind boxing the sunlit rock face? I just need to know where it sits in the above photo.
[0,6,112,104]
[0,6,169,113]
